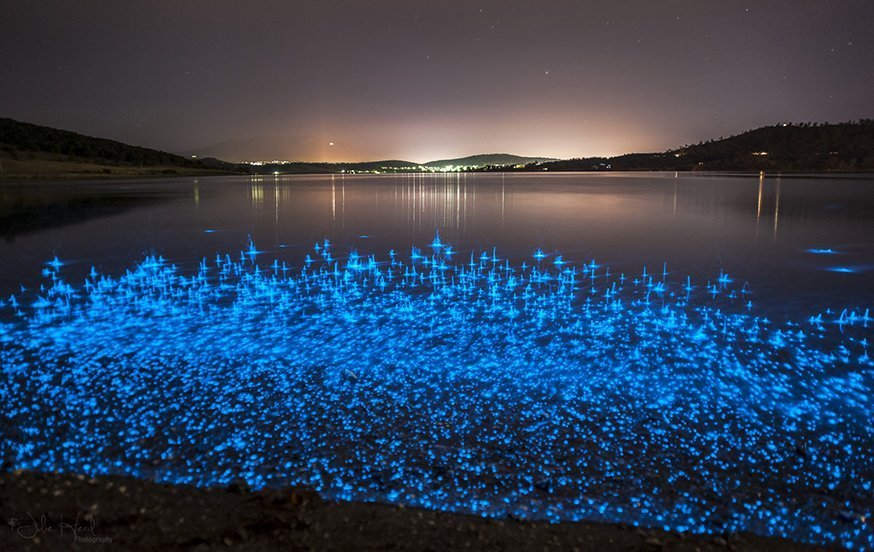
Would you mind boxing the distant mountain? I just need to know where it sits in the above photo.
[245,159,421,175]
[423,153,555,168]
[238,154,558,174]
[185,139,553,169]
[534,120,874,173]
[243,156,553,175]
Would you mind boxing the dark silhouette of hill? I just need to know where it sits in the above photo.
[1,118,193,166]
[532,121,874,173]
[423,153,555,168]
[0,118,242,177]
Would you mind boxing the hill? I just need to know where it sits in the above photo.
[666,120,874,171]
[0,118,241,178]
[3,118,873,178]
[531,120,874,173]
[423,153,555,169]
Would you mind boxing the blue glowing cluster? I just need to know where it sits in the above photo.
[1,237,871,549]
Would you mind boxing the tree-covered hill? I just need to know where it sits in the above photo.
[0,118,199,166]
[534,121,874,173]
[0,118,247,178]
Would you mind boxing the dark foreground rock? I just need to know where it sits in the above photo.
[0,471,831,551]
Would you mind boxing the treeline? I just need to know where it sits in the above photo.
[1,118,214,168]
[485,120,874,173]
[667,120,874,171]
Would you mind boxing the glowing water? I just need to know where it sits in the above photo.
[1,237,871,549]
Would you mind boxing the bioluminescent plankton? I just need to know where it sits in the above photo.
[1,235,871,550]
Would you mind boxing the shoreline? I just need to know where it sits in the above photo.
[0,169,237,181]
[3,168,874,182]
[0,470,831,551]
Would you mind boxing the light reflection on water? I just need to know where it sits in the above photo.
[4,172,871,314]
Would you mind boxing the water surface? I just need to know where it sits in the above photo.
[2,172,873,311]
[1,173,872,549]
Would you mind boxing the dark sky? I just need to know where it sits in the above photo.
[2,1,873,162]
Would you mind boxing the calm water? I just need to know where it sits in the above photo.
[2,173,873,548]
[2,172,873,313]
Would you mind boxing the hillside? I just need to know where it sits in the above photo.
[667,120,874,171]
[424,153,555,169]
[532,120,874,173]
[0,118,241,178]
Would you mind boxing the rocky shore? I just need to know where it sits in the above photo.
[0,471,831,551]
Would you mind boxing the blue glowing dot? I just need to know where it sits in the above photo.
[46,256,64,270]
[0,239,870,550]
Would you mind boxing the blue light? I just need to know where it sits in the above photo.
[46,256,65,270]
[0,234,871,550]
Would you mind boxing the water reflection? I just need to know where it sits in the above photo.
[240,173,874,255]
[773,177,781,239]
[0,182,181,242]
[250,183,264,208]
[3,173,872,312]
[259,173,483,236]
[756,173,763,237]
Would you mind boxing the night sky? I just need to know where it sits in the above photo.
[2,1,872,162]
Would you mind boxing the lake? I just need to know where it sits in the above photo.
[1,172,872,549]
[2,172,873,311]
